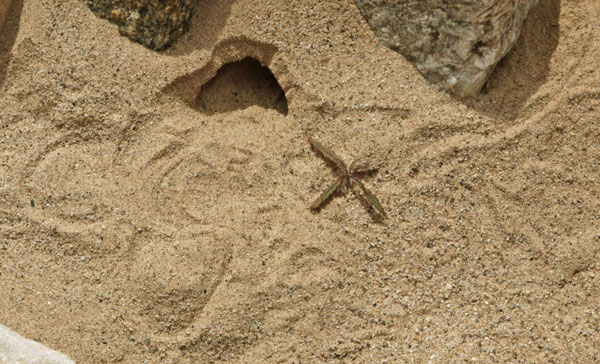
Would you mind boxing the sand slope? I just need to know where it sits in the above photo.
[0,0,599,363]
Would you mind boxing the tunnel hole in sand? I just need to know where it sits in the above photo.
[194,57,288,116]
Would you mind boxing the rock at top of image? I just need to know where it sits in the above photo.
[354,0,540,96]
[84,0,197,51]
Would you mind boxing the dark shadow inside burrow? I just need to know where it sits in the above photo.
[194,57,288,116]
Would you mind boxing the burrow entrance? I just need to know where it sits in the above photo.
[194,57,288,116]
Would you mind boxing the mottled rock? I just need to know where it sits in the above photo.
[0,324,75,364]
[0,0,12,30]
[84,0,197,51]
[354,0,539,96]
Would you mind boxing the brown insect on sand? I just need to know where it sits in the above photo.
[308,137,386,218]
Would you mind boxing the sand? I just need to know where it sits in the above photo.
[0,0,599,363]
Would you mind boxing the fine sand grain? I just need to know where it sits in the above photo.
[1,0,599,363]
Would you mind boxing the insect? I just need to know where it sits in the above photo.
[308,137,386,218]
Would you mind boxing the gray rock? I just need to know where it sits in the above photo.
[354,0,539,96]
[84,0,197,51]
[0,324,75,364]
[0,0,12,30]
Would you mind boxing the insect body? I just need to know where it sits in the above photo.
[309,138,386,218]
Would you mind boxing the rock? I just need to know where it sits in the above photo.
[354,0,539,96]
[84,0,197,51]
[0,324,75,364]
[0,0,12,30]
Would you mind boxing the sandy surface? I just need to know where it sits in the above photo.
[0,0,599,363]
